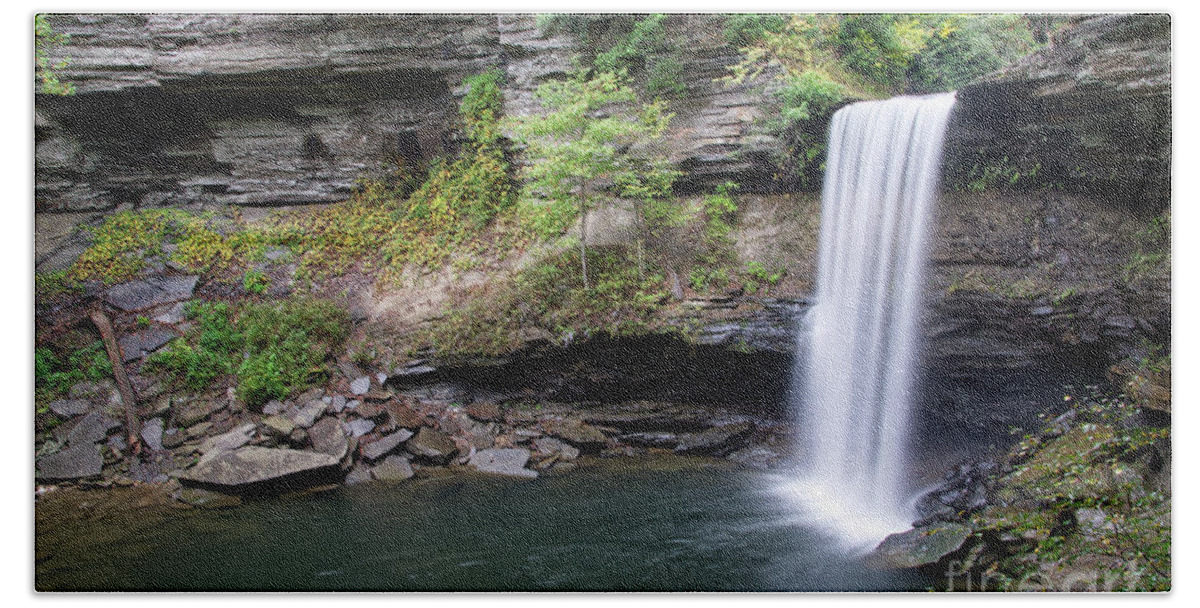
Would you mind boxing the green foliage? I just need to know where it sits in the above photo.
[723,14,789,47]
[69,209,243,284]
[422,245,668,357]
[723,14,1048,189]
[34,342,112,404]
[594,14,685,97]
[35,270,83,299]
[743,260,785,294]
[1122,211,1171,285]
[147,298,349,407]
[959,156,1042,192]
[35,15,75,95]
[907,14,1039,92]
[688,182,740,292]
[506,69,676,287]
[242,269,269,295]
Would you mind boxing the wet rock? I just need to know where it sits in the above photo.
[67,411,121,446]
[674,422,754,455]
[540,418,607,448]
[371,455,415,482]
[361,429,413,462]
[343,418,376,438]
[117,327,177,362]
[618,431,680,449]
[261,400,286,416]
[308,417,350,460]
[350,377,371,395]
[469,448,537,479]
[49,399,92,417]
[36,444,103,480]
[726,443,787,470]
[140,417,165,452]
[180,446,341,488]
[103,275,199,312]
[178,487,242,509]
[869,523,972,570]
[344,464,374,486]
[531,437,580,462]
[406,427,458,464]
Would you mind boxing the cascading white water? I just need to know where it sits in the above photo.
[778,92,957,550]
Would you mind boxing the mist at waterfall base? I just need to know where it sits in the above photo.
[774,92,958,550]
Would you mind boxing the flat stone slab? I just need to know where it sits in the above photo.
[349,377,371,395]
[406,427,458,463]
[103,275,199,312]
[48,399,92,417]
[118,327,178,362]
[180,446,340,487]
[469,448,537,479]
[36,444,103,480]
[360,429,413,462]
[197,423,256,465]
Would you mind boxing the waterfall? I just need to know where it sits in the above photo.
[779,92,957,549]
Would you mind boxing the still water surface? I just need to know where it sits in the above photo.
[36,457,931,591]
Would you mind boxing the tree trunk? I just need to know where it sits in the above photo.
[89,309,142,454]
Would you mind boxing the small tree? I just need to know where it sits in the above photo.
[507,70,674,289]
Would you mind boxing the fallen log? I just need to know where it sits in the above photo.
[88,308,142,454]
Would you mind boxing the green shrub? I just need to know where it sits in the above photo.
[242,269,269,295]
[34,341,112,405]
[147,298,349,407]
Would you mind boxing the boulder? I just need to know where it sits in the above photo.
[140,417,165,452]
[180,446,341,488]
[344,465,374,486]
[370,455,415,482]
[291,400,326,428]
[406,427,458,464]
[343,418,376,438]
[261,415,297,437]
[36,444,103,480]
[531,437,580,462]
[308,417,350,460]
[350,377,371,395]
[360,429,413,462]
[468,448,538,479]
[869,523,973,570]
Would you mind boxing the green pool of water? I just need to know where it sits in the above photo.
[36,457,931,591]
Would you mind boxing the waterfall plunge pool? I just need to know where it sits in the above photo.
[35,456,933,592]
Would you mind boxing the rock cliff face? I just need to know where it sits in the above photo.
[35,13,778,211]
[946,14,1171,213]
